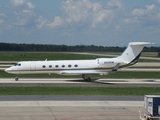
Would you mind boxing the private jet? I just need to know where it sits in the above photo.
[5,42,151,81]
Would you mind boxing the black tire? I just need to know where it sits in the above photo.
[15,77,19,81]
[84,77,91,82]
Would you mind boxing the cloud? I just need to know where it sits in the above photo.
[46,16,64,29]
[0,12,7,26]
[11,0,35,9]
[107,0,123,9]
[36,16,48,29]
[132,9,145,17]
[132,4,156,16]
[27,2,35,9]
[123,17,139,24]
[123,4,160,27]
[36,16,64,29]
[61,0,92,23]
[11,0,26,7]
[0,13,7,17]
[36,0,124,29]
[156,0,160,3]
[10,0,36,27]
[91,9,113,27]
[13,10,35,27]
[0,19,4,24]
[61,0,120,27]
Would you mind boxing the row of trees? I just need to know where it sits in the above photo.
[0,42,160,52]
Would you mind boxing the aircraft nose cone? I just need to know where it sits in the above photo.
[5,68,12,73]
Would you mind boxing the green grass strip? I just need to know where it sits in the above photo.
[0,87,159,95]
[0,52,159,62]
[0,52,105,61]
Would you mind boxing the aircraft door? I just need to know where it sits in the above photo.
[30,63,36,70]
[97,59,100,67]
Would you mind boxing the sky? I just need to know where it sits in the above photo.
[0,0,160,46]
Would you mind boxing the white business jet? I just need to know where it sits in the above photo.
[5,42,151,81]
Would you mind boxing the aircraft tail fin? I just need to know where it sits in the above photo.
[118,42,152,65]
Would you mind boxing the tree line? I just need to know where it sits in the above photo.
[0,42,160,52]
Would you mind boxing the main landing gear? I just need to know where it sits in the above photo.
[82,74,91,82]
[15,75,19,81]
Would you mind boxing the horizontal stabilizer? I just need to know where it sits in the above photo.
[129,42,152,46]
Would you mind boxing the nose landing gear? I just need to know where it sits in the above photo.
[15,75,19,81]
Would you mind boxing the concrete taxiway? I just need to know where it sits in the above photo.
[0,78,160,87]
[0,96,147,120]
[0,106,146,120]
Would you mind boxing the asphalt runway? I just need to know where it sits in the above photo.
[0,78,160,87]
[0,96,147,120]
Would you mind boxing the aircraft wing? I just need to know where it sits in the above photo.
[112,63,120,72]
[60,70,108,75]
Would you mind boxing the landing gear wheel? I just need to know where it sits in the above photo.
[85,77,91,82]
[82,74,91,82]
[15,76,19,81]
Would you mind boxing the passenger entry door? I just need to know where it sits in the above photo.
[30,63,36,70]
[97,59,100,67]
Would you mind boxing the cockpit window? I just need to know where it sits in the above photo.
[14,63,21,66]
[14,63,18,66]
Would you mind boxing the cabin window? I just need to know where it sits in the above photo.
[68,64,71,67]
[74,64,78,67]
[55,65,59,68]
[49,65,52,68]
[42,65,46,68]
[62,65,65,68]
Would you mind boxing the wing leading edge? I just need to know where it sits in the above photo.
[60,70,108,75]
